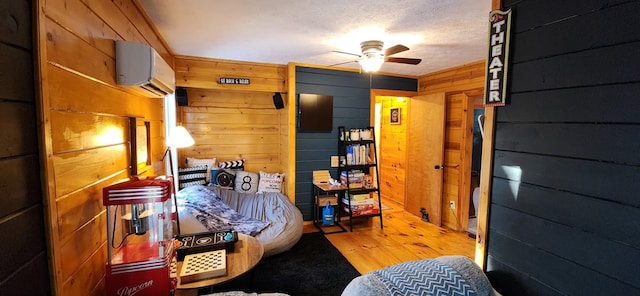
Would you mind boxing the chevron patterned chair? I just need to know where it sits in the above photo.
[342,255,500,296]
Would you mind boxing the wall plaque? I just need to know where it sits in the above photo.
[484,9,512,107]
[219,77,250,85]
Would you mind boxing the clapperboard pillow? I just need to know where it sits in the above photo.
[218,159,245,170]
[234,171,259,194]
[178,166,208,189]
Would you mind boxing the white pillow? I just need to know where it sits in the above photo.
[186,157,217,182]
[234,171,259,194]
[257,171,284,193]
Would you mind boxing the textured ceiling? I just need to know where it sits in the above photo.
[138,0,492,76]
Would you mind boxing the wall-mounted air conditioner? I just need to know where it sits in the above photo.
[115,40,175,98]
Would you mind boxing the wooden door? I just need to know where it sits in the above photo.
[405,93,446,225]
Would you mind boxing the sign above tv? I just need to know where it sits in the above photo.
[219,77,250,85]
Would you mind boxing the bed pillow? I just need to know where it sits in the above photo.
[177,166,208,189]
[218,159,245,170]
[234,171,259,194]
[186,157,217,182]
[257,171,284,193]
[211,169,236,189]
[209,168,222,186]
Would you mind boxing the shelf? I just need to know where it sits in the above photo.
[344,187,378,194]
[337,126,384,232]
[339,164,377,170]
[342,211,382,219]
[312,185,347,234]
[339,139,375,145]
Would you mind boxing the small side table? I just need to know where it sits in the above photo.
[313,182,347,234]
[175,233,264,296]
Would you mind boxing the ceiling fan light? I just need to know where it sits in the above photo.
[359,53,384,72]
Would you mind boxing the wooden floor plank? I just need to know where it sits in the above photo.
[306,199,476,275]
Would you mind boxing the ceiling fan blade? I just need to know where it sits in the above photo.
[384,44,409,56]
[328,60,358,67]
[332,50,362,57]
[385,57,422,65]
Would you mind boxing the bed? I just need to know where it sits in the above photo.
[176,185,304,257]
[342,255,500,296]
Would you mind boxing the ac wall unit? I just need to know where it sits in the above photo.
[115,40,175,98]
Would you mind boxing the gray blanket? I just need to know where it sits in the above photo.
[177,185,270,236]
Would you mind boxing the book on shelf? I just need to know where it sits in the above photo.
[343,204,380,216]
[345,144,372,165]
[340,170,365,188]
[342,197,375,206]
[345,193,371,201]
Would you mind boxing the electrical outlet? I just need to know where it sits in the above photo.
[449,201,455,210]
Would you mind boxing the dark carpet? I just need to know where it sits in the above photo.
[203,232,361,296]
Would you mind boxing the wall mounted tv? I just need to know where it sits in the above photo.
[298,93,333,132]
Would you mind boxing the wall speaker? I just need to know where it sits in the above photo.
[177,87,188,106]
[273,92,284,109]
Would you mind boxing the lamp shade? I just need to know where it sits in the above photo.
[166,126,195,148]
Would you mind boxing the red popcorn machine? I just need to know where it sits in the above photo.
[103,176,177,296]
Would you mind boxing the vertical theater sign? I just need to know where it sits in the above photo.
[484,9,512,106]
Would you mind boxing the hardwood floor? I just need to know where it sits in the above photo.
[304,200,476,274]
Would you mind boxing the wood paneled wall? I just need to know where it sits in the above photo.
[36,0,170,294]
[177,89,288,175]
[375,96,409,206]
[174,56,287,92]
[0,1,52,294]
[418,61,485,230]
[486,1,640,295]
[418,60,485,95]
[173,56,290,194]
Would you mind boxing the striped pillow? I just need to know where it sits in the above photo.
[177,166,207,189]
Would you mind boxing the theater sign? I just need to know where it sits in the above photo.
[484,9,512,107]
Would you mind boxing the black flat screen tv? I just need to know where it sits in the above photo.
[298,93,333,132]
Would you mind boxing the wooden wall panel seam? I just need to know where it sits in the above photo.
[491,178,640,248]
[488,212,640,292]
[0,251,49,286]
[0,203,41,225]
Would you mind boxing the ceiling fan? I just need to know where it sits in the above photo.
[331,40,422,72]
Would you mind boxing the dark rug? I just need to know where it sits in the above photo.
[202,232,361,296]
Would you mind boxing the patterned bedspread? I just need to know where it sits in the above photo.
[176,185,270,236]
[342,256,496,296]
[371,259,477,296]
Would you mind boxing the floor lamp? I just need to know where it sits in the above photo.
[162,126,195,235]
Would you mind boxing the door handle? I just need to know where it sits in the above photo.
[434,164,444,170]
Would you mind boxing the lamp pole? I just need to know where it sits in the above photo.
[162,147,181,234]
[163,125,195,235]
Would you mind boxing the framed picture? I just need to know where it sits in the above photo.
[129,117,151,176]
[390,107,401,125]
